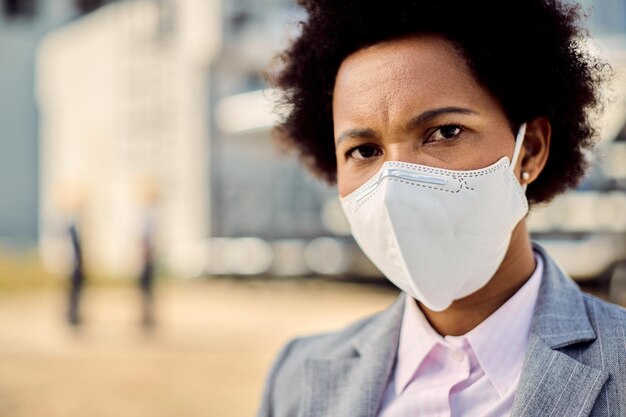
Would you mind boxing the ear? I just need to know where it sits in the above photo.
[516,117,551,185]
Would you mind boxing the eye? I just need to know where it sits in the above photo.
[427,124,464,143]
[346,144,382,161]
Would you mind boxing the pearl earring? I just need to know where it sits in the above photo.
[521,171,530,182]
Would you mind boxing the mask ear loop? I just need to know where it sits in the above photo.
[510,122,528,191]
[510,122,527,172]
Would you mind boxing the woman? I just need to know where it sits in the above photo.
[259,0,625,416]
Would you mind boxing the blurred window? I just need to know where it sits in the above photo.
[74,0,115,14]
[2,0,37,17]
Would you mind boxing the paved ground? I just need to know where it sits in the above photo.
[0,278,398,417]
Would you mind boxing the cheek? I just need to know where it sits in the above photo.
[336,163,367,198]
[463,127,517,169]
[336,166,354,198]
[336,162,384,198]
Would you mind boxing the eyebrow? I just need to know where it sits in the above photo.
[335,106,479,145]
[335,127,378,146]
[404,106,479,131]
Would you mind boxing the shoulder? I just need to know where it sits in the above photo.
[270,306,389,384]
[581,292,626,346]
[257,295,404,417]
[273,293,404,370]
[280,311,385,360]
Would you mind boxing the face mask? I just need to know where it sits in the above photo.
[340,124,528,311]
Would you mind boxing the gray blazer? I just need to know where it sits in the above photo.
[257,244,626,417]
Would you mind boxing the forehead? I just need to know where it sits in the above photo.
[332,35,496,125]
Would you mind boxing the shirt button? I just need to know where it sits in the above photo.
[452,350,464,362]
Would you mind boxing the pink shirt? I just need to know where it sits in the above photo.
[378,254,544,417]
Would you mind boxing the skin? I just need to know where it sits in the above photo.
[333,35,551,336]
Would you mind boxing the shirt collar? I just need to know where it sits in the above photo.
[395,252,544,397]
[465,253,543,396]
[394,289,441,394]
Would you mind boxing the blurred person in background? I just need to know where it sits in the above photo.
[56,183,87,327]
[135,176,160,329]
[258,0,626,416]
[138,205,156,328]
[67,217,85,326]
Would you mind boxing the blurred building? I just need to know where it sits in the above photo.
[581,0,626,37]
[211,0,626,284]
[37,0,219,277]
[525,37,626,289]
[19,0,626,284]
[211,0,335,240]
[0,0,139,248]
[205,0,367,277]
[0,0,79,247]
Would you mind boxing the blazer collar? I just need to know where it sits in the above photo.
[528,243,596,348]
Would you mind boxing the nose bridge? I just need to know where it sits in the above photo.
[384,138,421,164]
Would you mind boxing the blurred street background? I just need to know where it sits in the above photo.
[1,0,626,416]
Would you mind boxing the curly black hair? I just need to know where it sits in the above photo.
[269,0,609,204]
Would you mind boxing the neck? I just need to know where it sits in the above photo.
[417,220,536,336]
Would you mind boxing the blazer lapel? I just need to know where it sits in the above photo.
[510,333,608,417]
[511,244,609,417]
[303,295,405,417]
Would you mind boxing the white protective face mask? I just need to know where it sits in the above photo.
[340,123,529,311]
